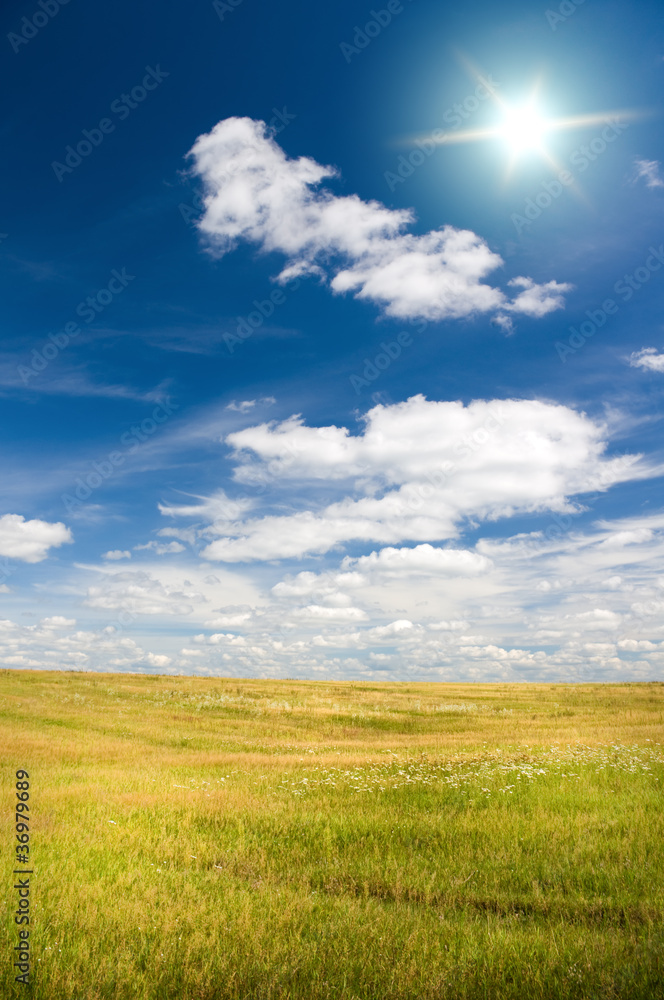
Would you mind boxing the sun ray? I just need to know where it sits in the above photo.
[410,107,645,150]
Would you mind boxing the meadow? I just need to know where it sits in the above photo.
[1,670,663,999]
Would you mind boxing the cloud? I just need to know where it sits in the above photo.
[0,514,72,563]
[103,550,132,560]
[40,617,76,629]
[369,619,416,638]
[226,397,276,413]
[5,505,664,681]
[159,489,254,523]
[0,617,175,672]
[166,395,645,562]
[629,347,664,373]
[145,652,172,668]
[291,605,368,622]
[85,571,207,616]
[633,158,664,189]
[344,544,493,577]
[188,116,571,323]
[506,277,570,317]
[599,528,653,549]
[0,362,171,404]
[204,606,253,627]
[134,540,186,555]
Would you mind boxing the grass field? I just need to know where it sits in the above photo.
[2,670,663,999]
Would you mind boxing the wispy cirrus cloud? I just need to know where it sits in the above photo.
[633,158,664,189]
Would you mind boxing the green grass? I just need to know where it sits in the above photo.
[1,671,663,998]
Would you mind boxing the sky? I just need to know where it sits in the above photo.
[1,0,664,681]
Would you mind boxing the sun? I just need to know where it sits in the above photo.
[499,104,550,154]
[406,66,644,180]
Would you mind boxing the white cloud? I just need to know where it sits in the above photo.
[633,158,664,189]
[599,528,653,549]
[0,514,72,563]
[204,606,253,627]
[0,617,175,673]
[629,347,664,373]
[167,396,646,562]
[271,572,322,598]
[618,639,659,651]
[291,605,368,622]
[40,617,76,629]
[134,541,186,555]
[369,619,416,638]
[506,277,570,317]
[159,489,254,523]
[225,397,276,413]
[203,633,247,646]
[226,400,257,413]
[428,620,468,631]
[345,544,493,577]
[103,550,132,561]
[188,116,571,323]
[145,652,172,668]
[85,571,207,616]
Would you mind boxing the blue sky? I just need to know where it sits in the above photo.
[1,0,664,680]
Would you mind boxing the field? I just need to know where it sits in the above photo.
[1,671,663,999]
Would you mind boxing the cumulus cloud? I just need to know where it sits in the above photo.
[291,605,367,622]
[145,652,172,668]
[506,277,570,317]
[633,158,664,189]
[344,544,492,577]
[629,347,664,373]
[40,617,76,629]
[85,571,207,616]
[167,396,644,562]
[188,116,571,323]
[0,617,174,672]
[103,550,131,561]
[0,514,72,563]
[4,505,664,681]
